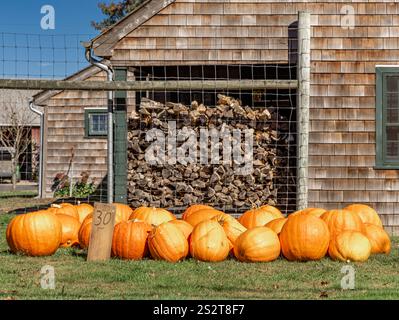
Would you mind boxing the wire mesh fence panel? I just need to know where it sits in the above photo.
[0,33,94,79]
[128,64,297,216]
[0,33,100,206]
[0,24,304,216]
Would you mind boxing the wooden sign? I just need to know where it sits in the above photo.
[87,203,116,262]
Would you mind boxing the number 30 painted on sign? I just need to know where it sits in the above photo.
[94,210,112,226]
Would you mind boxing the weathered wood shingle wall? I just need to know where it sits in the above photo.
[108,0,399,234]
[44,70,108,198]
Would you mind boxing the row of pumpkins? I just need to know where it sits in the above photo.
[6,203,391,263]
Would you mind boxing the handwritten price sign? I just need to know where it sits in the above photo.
[87,203,116,262]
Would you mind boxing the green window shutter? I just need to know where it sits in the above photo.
[375,66,399,169]
[114,67,128,203]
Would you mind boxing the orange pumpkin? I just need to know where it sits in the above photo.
[78,215,93,249]
[60,203,75,208]
[290,208,327,218]
[185,209,222,227]
[75,203,94,223]
[238,207,283,229]
[6,211,62,256]
[50,204,80,221]
[182,204,215,220]
[189,220,230,262]
[168,220,194,239]
[345,204,383,228]
[362,223,391,254]
[211,213,247,244]
[227,238,234,256]
[234,227,281,263]
[259,205,283,217]
[328,230,371,262]
[288,210,302,217]
[265,218,288,235]
[307,208,327,217]
[321,209,365,236]
[280,214,330,261]
[114,203,134,223]
[112,220,152,260]
[302,208,327,218]
[148,222,188,262]
[57,214,80,248]
[130,207,176,226]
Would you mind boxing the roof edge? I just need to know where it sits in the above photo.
[90,0,176,57]
[32,63,105,106]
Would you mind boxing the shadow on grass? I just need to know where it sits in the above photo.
[69,249,88,260]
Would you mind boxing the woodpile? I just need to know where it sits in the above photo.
[127,94,295,212]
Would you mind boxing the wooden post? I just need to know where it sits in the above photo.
[87,203,116,262]
[0,79,298,91]
[297,11,311,211]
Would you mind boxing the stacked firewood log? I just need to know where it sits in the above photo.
[127,94,295,213]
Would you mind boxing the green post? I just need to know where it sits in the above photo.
[113,68,128,204]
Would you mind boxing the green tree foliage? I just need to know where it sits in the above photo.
[92,0,147,31]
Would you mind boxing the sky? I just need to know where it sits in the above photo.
[0,0,113,78]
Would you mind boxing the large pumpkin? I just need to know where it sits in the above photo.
[321,209,365,236]
[130,207,176,226]
[345,204,383,228]
[189,220,230,262]
[362,223,391,254]
[148,222,188,262]
[57,214,80,248]
[328,230,371,262]
[60,203,75,208]
[185,209,222,227]
[182,204,215,220]
[211,213,247,244]
[234,227,281,263]
[259,205,283,217]
[75,203,94,223]
[168,220,193,239]
[280,214,330,261]
[6,211,62,256]
[227,238,234,256]
[265,218,287,235]
[114,203,134,223]
[112,220,152,260]
[290,208,327,218]
[78,215,93,249]
[304,208,327,218]
[49,204,80,221]
[238,206,283,229]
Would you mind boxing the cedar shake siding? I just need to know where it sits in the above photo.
[42,70,109,198]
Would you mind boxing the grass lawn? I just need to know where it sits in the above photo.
[0,213,398,300]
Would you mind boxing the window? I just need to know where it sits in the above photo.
[85,109,107,138]
[376,66,399,168]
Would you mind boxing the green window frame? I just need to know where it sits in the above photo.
[376,66,399,169]
[84,108,108,139]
